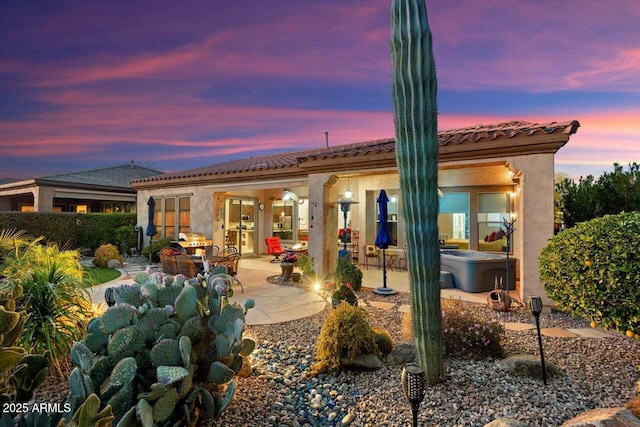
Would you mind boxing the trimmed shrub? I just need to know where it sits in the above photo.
[402,300,503,359]
[0,212,136,251]
[141,238,171,263]
[539,211,640,336]
[312,304,378,374]
[93,243,123,268]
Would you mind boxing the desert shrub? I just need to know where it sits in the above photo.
[312,304,378,374]
[372,326,394,356]
[0,242,92,376]
[92,243,123,268]
[141,238,171,263]
[539,212,640,335]
[402,300,503,359]
[334,255,363,291]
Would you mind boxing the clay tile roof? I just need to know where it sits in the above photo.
[133,119,579,185]
[134,150,315,183]
[438,120,580,145]
[296,138,396,163]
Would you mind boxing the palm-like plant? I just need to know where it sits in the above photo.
[1,241,92,376]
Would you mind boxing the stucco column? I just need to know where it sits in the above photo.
[33,187,54,212]
[308,173,338,281]
[509,154,556,306]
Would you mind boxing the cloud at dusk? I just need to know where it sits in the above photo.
[1,1,638,181]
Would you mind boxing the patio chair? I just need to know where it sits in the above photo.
[205,245,220,260]
[362,244,381,270]
[218,246,238,257]
[175,253,203,278]
[159,247,182,275]
[398,242,408,270]
[265,237,285,263]
[215,253,243,292]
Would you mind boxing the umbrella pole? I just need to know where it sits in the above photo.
[382,248,387,288]
[148,237,152,265]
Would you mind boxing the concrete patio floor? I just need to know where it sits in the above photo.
[87,255,616,338]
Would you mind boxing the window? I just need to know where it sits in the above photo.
[272,198,308,242]
[438,193,470,241]
[478,192,510,251]
[272,200,293,241]
[159,196,190,240]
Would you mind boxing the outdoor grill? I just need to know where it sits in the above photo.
[178,232,213,254]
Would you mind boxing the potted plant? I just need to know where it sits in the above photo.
[335,255,363,291]
[331,282,358,308]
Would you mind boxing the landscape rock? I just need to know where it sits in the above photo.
[107,259,122,269]
[560,407,640,426]
[340,353,382,370]
[386,341,416,366]
[484,417,530,427]
[497,354,560,379]
[237,355,252,378]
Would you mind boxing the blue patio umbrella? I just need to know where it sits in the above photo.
[146,197,157,263]
[374,189,397,295]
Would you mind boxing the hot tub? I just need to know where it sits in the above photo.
[440,249,516,293]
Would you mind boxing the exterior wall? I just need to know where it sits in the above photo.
[509,153,556,306]
[308,173,339,280]
[135,151,559,306]
[34,186,55,212]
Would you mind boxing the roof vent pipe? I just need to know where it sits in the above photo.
[325,131,329,148]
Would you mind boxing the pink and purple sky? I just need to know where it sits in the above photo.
[1,1,638,180]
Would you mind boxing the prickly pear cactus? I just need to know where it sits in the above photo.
[0,294,49,412]
[66,269,255,426]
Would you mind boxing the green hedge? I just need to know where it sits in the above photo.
[0,212,137,251]
[539,211,640,335]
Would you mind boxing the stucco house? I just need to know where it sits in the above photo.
[131,119,580,305]
[0,162,163,213]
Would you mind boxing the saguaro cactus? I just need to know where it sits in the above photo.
[391,0,443,384]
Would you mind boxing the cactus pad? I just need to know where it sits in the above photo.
[112,285,142,306]
[100,305,136,335]
[152,387,179,423]
[157,366,189,386]
[174,285,197,321]
[207,361,235,384]
[136,398,154,427]
[150,338,181,367]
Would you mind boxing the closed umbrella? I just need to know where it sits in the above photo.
[146,197,157,264]
[374,189,397,295]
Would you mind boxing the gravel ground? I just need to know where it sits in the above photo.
[208,289,640,427]
[31,288,639,427]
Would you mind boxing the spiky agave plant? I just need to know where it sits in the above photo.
[5,242,92,376]
[390,0,443,384]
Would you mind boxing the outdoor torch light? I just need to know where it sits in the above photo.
[528,296,548,386]
[401,364,426,427]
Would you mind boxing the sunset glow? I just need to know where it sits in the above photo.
[1,1,638,180]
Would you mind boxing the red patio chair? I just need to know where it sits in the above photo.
[265,237,285,263]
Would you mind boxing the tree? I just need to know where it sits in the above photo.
[391,0,443,384]
[556,162,640,227]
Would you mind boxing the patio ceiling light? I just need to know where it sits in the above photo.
[283,189,299,202]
